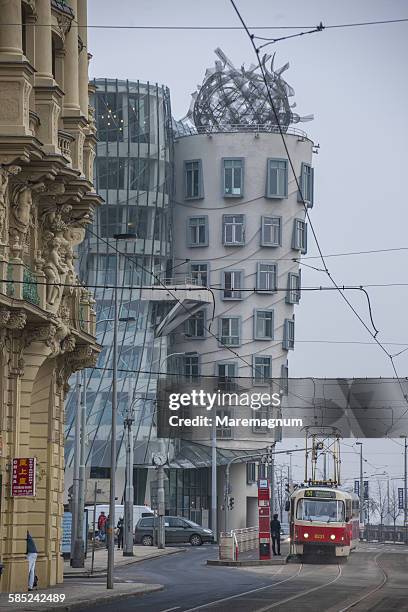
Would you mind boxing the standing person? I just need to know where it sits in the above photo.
[97,511,107,541]
[26,531,38,591]
[117,517,124,550]
[270,513,281,556]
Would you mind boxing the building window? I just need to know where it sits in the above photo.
[219,317,241,347]
[217,362,237,390]
[283,318,295,350]
[252,411,271,434]
[267,159,288,198]
[129,159,152,192]
[223,270,243,299]
[253,356,272,384]
[187,216,208,247]
[184,353,200,381]
[98,254,116,285]
[254,309,274,340]
[292,219,307,253]
[256,262,277,293]
[95,92,124,143]
[185,310,205,338]
[217,409,232,439]
[223,158,244,197]
[299,163,314,207]
[222,214,245,246]
[286,272,301,304]
[261,216,281,247]
[247,462,257,484]
[128,207,149,239]
[190,262,209,286]
[185,160,203,200]
[96,158,126,190]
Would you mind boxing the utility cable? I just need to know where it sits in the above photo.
[229,0,408,407]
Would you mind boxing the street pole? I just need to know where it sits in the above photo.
[404,436,407,544]
[107,240,119,589]
[356,442,364,527]
[71,372,81,565]
[123,400,134,556]
[157,466,165,549]
[270,451,275,515]
[72,370,87,567]
[211,415,217,542]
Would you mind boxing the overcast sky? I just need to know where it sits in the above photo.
[87,1,408,490]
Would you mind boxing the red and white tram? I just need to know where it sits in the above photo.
[288,486,360,558]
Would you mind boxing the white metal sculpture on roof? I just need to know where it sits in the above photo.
[182,48,313,133]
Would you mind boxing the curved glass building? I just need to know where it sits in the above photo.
[65,79,175,501]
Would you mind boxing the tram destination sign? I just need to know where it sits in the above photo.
[304,489,336,499]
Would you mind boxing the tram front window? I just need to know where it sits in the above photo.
[296,499,345,522]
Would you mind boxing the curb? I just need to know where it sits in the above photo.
[48,584,164,612]
[207,556,287,567]
[64,547,187,579]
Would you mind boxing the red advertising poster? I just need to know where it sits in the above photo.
[11,458,36,497]
[258,478,271,560]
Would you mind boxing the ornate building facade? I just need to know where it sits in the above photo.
[0,0,99,592]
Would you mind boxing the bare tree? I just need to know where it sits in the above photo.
[388,486,402,542]
[373,480,388,540]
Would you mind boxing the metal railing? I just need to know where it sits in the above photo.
[219,526,259,561]
[176,123,309,139]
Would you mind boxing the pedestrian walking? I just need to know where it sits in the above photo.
[97,511,107,541]
[26,531,38,591]
[270,513,281,556]
[105,515,111,550]
[117,517,124,549]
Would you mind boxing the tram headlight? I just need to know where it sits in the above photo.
[303,532,309,538]
[330,534,336,540]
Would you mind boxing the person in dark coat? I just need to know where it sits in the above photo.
[270,513,281,556]
[117,517,124,549]
[26,531,38,590]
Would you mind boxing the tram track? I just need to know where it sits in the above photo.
[183,564,304,611]
[256,562,343,611]
[337,553,388,612]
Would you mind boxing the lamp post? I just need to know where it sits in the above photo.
[356,442,364,528]
[107,232,136,590]
[400,435,407,544]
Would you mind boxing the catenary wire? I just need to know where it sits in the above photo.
[229,0,408,407]
[3,18,408,30]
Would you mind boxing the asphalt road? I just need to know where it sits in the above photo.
[71,542,408,612]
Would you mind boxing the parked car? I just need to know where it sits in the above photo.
[134,515,213,546]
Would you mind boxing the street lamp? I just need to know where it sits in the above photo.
[400,435,407,544]
[355,442,364,528]
[107,232,136,590]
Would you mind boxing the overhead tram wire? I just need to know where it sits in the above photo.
[2,18,408,30]
[85,227,317,409]
[229,0,408,406]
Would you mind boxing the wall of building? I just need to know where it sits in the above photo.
[64,79,175,503]
[172,129,314,529]
[0,0,99,592]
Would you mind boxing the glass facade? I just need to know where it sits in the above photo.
[65,79,174,484]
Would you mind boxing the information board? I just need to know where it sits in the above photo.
[11,458,36,496]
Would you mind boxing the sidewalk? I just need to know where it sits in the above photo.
[0,546,185,611]
[65,544,186,577]
[0,582,163,611]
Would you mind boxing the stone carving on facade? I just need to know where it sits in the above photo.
[40,202,92,306]
[10,182,45,254]
[0,165,21,242]
[22,0,38,19]
[42,232,69,305]
[7,310,27,330]
[55,13,72,42]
